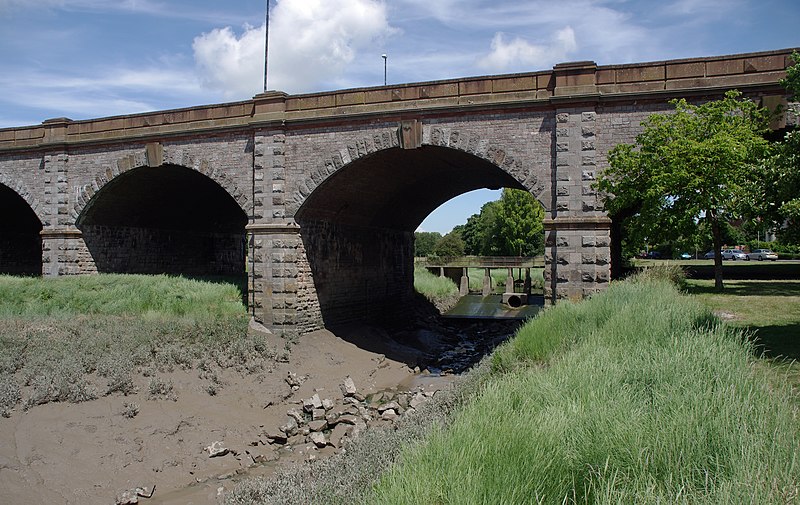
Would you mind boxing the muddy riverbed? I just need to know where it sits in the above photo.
[0,316,520,504]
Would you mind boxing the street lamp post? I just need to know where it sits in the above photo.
[263,0,270,92]
[382,54,387,86]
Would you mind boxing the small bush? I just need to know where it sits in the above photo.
[0,375,20,417]
[120,401,140,419]
[633,263,687,288]
[148,377,175,401]
[23,357,98,408]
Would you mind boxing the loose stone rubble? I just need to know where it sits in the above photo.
[262,377,436,457]
[114,485,155,504]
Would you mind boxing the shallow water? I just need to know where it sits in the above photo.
[443,293,543,320]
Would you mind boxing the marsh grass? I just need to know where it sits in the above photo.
[413,266,459,311]
[0,273,244,320]
[0,274,277,415]
[368,278,800,504]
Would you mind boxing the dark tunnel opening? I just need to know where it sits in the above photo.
[295,145,526,328]
[77,164,248,280]
[0,183,43,276]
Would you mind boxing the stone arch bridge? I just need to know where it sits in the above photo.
[0,48,794,335]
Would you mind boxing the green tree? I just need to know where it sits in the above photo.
[432,231,465,259]
[763,52,800,244]
[414,231,442,257]
[597,90,770,290]
[782,51,800,98]
[495,188,545,256]
[461,200,502,255]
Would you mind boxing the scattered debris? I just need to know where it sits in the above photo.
[340,377,357,397]
[205,441,230,458]
[115,485,155,504]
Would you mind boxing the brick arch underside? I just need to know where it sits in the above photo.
[76,162,248,277]
[293,135,546,328]
[0,180,42,275]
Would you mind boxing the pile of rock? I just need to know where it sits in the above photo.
[262,376,436,457]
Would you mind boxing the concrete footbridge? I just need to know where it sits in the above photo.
[423,256,544,304]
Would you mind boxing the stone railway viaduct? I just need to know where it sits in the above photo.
[0,48,795,335]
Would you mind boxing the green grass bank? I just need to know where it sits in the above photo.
[0,274,279,417]
[369,275,800,504]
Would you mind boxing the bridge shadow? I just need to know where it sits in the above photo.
[326,293,524,373]
[749,323,800,361]
[686,280,800,297]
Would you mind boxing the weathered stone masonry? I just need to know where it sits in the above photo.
[0,48,795,335]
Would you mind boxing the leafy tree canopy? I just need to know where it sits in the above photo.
[414,231,442,257]
[597,90,770,289]
[461,189,544,256]
[765,51,800,244]
[431,230,465,259]
[782,51,800,99]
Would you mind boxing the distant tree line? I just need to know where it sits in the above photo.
[415,188,545,258]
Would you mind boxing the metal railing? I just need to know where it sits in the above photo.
[420,255,544,269]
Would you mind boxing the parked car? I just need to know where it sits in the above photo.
[646,251,662,259]
[721,249,749,261]
[703,250,715,259]
[748,249,778,261]
[679,252,691,259]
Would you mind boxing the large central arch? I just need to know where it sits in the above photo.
[76,164,248,277]
[294,143,541,327]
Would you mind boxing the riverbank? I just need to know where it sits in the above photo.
[227,271,800,504]
[0,274,520,504]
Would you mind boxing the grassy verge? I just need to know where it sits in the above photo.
[368,275,800,503]
[413,266,459,312]
[0,274,279,417]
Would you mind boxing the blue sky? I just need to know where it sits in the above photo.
[1,0,798,233]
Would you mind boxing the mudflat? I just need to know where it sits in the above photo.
[0,327,421,505]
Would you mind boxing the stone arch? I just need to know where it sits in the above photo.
[288,126,548,216]
[72,146,249,221]
[0,176,43,276]
[0,172,44,224]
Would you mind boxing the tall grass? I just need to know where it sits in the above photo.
[0,274,245,320]
[413,266,459,312]
[370,278,800,504]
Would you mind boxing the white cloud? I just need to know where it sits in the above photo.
[478,26,577,72]
[0,66,212,124]
[192,0,395,97]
